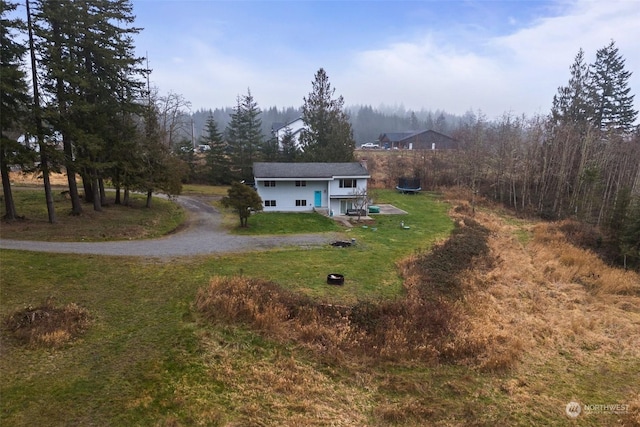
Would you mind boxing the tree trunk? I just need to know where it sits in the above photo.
[92,174,101,212]
[41,152,56,223]
[27,0,55,224]
[60,130,82,215]
[82,169,93,204]
[123,188,130,206]
[99,177,107,206]
[0,149,17,220]
[65,164,82,215]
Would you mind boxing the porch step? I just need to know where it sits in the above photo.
[314,207,330,217]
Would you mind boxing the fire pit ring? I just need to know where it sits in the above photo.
[327,273,345,285]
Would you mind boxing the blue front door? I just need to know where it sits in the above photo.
[314,191,322,207]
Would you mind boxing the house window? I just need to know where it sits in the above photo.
[295,180,306,187]
[339,179,357,188]
[265,200,276,207]
[295,200,307,207]
[263,180,276,187]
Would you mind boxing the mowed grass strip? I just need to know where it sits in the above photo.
[230,211,343,235]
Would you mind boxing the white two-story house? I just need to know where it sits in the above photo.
[271,118,306,151]
[253,162,370,215]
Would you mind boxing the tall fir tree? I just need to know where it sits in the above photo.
[551,48,590,126]
[33,0,145,212]
[587,40,637,134]
[225,89,263,181]
[0,0,33,220]
[278,127,300,161]
[299,68,355,162]
[201,115,231,184]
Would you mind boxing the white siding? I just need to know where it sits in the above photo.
[328,178,368,196]
[274,118,306,151]
[256,180,328,212]
[255,176,368,214]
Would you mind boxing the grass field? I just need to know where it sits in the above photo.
[0,188,184,242]
[1,185,639,426]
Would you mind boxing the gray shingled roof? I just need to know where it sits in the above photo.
[380,130,456,143]
[253,162,369,179]
[271,117,305,133]
[381,131,417,142]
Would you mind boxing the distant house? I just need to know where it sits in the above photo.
[378,130,457,150]
[253,161,370,215]
[271,117,307,151]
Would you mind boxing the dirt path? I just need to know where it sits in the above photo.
[0,195,342,258]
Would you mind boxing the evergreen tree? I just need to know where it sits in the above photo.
[106,112,138,205]
[130,101,186,207]
[33,0,145,211]
[353,105,379,144]
[587,40,637,134]
[435,112,447,133]
[221,181,263,228]
[201,115,230,184]
[299,68,355,162]
[261,136,280,162]
[0,0,33,220]
[26,0,56,223]
[410,111,419,130]
[278,127,300,161]
[175,138,195,182]
[551,48,590,126]
[226,89,263,181]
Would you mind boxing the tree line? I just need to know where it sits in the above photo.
[178,68,356,185]
[384,41,638,267]
[1,0,357,216]
[183,104,462,148]
[1,0,188,222]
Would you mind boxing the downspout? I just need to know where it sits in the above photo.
[327,178,331,213]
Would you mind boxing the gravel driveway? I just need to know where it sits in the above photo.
[0,196,342,258]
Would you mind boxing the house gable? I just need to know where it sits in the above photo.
[272,118,307,151]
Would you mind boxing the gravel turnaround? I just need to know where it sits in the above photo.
[0,196,342,258]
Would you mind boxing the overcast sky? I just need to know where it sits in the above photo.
[131,0,640,119]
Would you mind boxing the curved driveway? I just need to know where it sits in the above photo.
[0,196,342,258]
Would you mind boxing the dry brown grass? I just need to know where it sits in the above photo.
[6,171,70,186]
[532,220,639,296]
[183,326,372,426]
[194,190,640,424]
[4,297,91,348]
[439,206,640,421]
[195,190,640,374]
[195,215,497,368]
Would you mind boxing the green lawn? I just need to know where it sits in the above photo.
[0,190,184,242]
[220,191,453,302]
[230,211,343,234]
